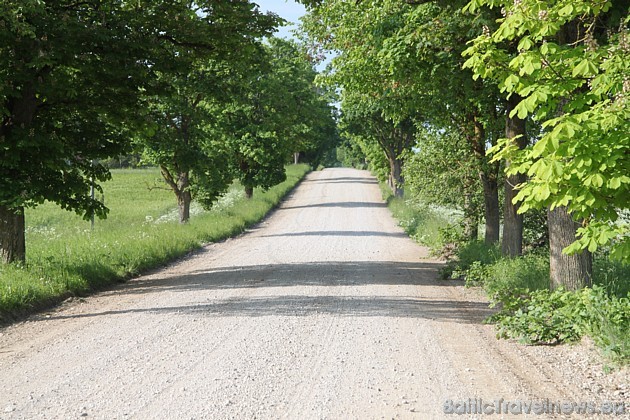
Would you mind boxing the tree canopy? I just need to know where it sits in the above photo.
[0,1,337,260]
[300,0,629,288]
[464,0,630,262]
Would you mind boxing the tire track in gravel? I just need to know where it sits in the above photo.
[0,168,588,419]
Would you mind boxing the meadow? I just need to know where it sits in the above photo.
[0,164,310,322]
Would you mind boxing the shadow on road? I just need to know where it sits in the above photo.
[39,260,494,324]
[39,295,490,324]
[260,231,407,238]
[303,177,378,185]
[280,201,386,210]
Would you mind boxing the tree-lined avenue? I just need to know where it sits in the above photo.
[0,169,589,419]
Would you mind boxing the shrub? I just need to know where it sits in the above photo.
[489,287,586,344]
[443,241,499,282]
[489,285,630,363]
[484,253,550,296]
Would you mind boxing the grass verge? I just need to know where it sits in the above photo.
[0,164,310,323]
[386,195,629,365]
[383,191,454,251]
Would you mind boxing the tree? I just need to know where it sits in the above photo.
[138,1,279,220]
[220,66,290,200]
[303,0,504,235]
[140,64,235,222]
[378,0,505,243]
[0,0,157,263]
[464,0,629,288]
[218,37,338,199]
[302,1,420,196]
[343,107,415,197]
[264,38,338,169]
[404,127,484,241]
[502,94,529,256]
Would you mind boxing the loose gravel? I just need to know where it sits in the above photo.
[0,168,627,419]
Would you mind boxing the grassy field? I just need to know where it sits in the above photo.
[0,164,310,322]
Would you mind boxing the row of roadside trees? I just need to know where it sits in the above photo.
[301,0,629,290]
[1,1,338,264]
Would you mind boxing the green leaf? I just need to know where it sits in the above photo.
[534,183,551,201]
[520,59,536,76]
[503,74,520,92]
[558,4,574,17]
[608,177,621,189]
[517,36,534,51]
[572,59,598,78]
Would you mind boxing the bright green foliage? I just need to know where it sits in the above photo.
[404,127,483,217]
[265,39,338,167]
[0,0,282,259]
[303,0,504,221]
[343,127,390,182]
[302,1,423,193]
[483,253,551,294]
[463,1,630,261]
[336,136,367,169]
[137,2,279,216]
[140,63,234,211]
[489,285,629,362]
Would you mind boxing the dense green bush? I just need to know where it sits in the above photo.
[386,195,629,364]
[483,253,550,296]
[443,241,499,282]
[489,286,629,363]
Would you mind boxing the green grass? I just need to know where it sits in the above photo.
[483,252,551,295]
[386,194,629,364]
[387,196,453,250]
[0,164,310,323]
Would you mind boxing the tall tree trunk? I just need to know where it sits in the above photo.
[548,206,592,290]
[463,193,479,241]
[545,17,592,290]
[177,191,191,224]
[388,153,404,198]
[293,152,300,165]
[0,205,26,264]
[0,86,37,265]
[244,185,254,199]
[502,95,528,257]
[470,116,499,244]
[176,171,191,224]
[481,174,500,244]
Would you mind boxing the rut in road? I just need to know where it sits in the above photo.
[0,168,582,419]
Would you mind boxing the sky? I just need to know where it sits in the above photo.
[254,0,335,73]
[254,0,307,40]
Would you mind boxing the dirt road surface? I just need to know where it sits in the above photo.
[0,168,626,419]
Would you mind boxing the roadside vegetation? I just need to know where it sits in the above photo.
[0,165,310,323]
[312,0,628,366]
[386,193,630,365]
[2,0,628,367]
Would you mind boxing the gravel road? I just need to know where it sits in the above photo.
[0,168,627,419]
